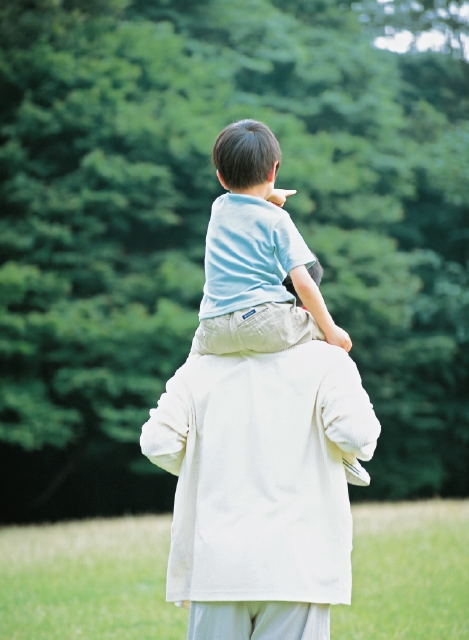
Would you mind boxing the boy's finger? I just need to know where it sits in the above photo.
[284,190,297,196]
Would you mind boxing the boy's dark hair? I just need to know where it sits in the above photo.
[212,120,281,190]
[283,257,324,305]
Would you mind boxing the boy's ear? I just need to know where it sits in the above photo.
[216,170,230,191]
[268,161,279,184]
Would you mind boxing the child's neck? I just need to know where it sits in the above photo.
[230,182,273,200]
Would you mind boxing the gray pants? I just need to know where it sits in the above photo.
[192,302,324,355]
[187,601,330,640]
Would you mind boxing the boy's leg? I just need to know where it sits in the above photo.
[233,302,324,353]
[190,314,240,355]
[190,301,324,357]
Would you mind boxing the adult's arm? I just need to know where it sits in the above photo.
[319,351,381,461]
[140,372,191,476]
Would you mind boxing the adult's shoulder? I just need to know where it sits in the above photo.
[167,355,203,386]
[169,353,238,387]
[293,341,361,380]
[318,341,357,364]
[298,340,353,363]
[304,344,366,407]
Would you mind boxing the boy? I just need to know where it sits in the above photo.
[192,119,369,486]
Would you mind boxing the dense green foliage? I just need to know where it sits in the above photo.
[0,0,468,519]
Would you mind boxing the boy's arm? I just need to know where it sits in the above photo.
[290,265,352,352]
[267,188,297,207]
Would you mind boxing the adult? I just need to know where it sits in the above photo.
[140,310,380,640]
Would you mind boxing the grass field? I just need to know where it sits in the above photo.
[1,500,468,640]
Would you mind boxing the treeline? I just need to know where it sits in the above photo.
[0,0,468,522]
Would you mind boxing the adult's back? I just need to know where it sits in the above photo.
[140,340,381,607]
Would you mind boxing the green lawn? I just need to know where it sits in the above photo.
[1,500,468,640]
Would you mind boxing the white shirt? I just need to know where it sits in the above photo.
[140,341,380,605]
[199,194,315,319]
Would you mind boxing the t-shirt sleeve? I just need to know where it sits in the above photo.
[272,213,316,275]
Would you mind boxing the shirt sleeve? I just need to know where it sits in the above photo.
[319,351,381,461]
[272,212,316,275]
[140,373,191,476]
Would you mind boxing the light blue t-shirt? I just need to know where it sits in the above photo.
[199,193,316,320]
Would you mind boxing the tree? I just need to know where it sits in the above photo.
[1,0,468,519]
[0,0,233,514]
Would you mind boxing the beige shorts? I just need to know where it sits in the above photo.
[191,302,325,356]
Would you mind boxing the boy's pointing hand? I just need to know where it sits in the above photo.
[267,189,297,207]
